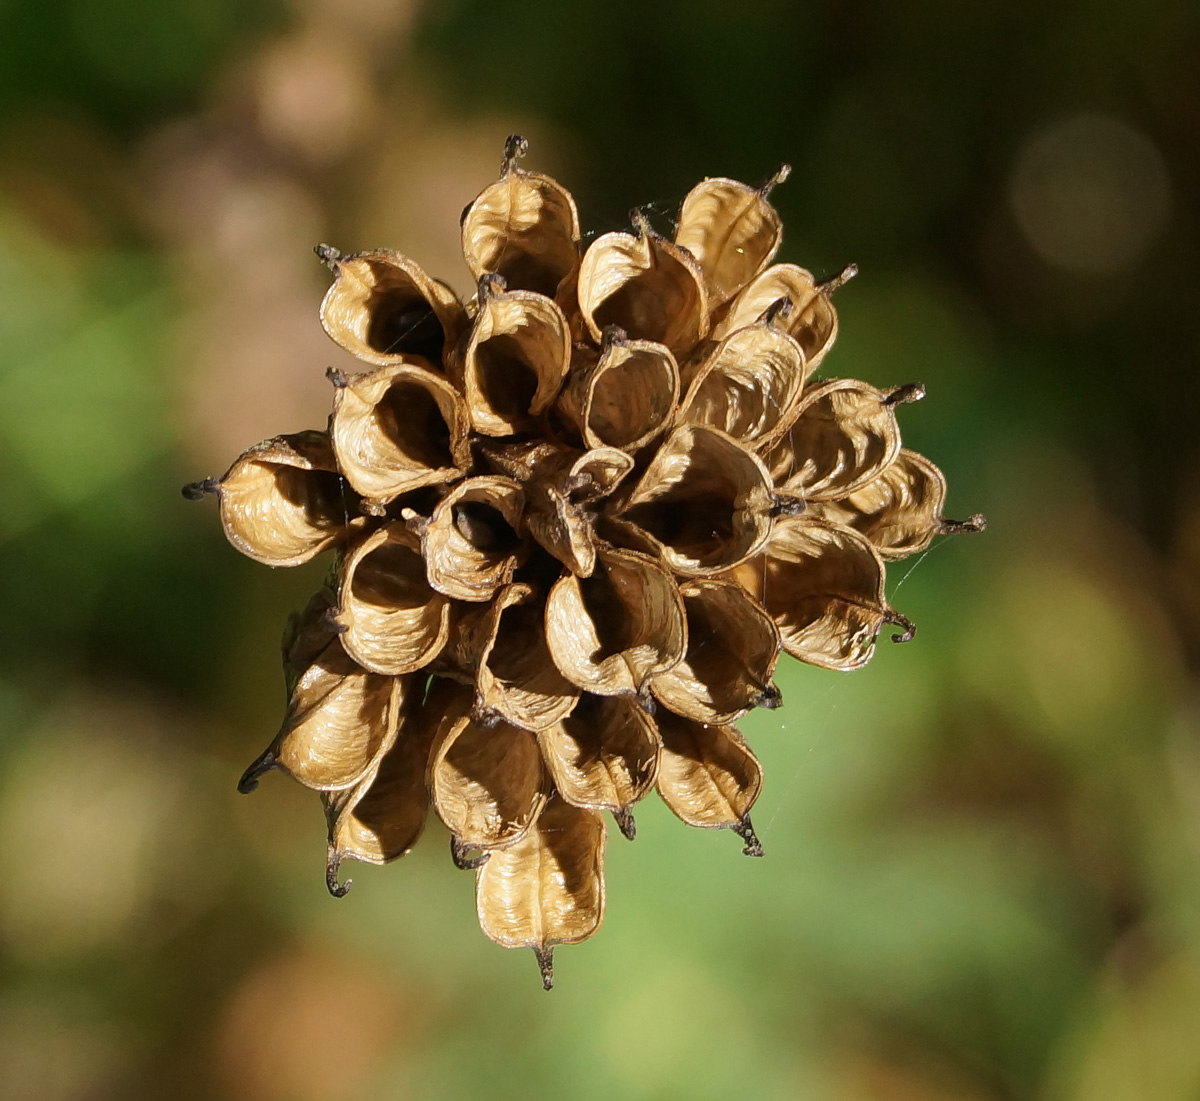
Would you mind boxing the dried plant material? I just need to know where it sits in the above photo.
[416,475,527,602]
[577,212,707,358]
[461,135,581,300]
[557,328,680,451]
[613,425,774,576]
[655,710,763,855]
[475,795,606,989]
[429,689,547,850]
[329,363,468,503]
[678,320,808,449]
[546,545,686,696]
[318,248,466,367]
[651,579,781,724]
[766,380,920,500]
[807,448,987,560]
[732,518,910,670]
[473,583,579,731]
[184,431,362,567]
[674,168,788,306]
[538,693,661,827]
[336,523,450,675]
[454,278,571,436]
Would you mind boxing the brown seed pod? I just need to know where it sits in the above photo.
[475,794,606,990]
[650,579,781,724]
[556,328,680,452]
[765,380,920,500]
[610,425,775,577]
[673,168,788,307]
[731,517,911,671]
[461,136,582,301]
[577,212,707,359]
[187,431,362,567]
[329,362,469,504]
[806,448,987,560]
[453,278,572,437]
[537,693,661,828]
[545,545,686,696]
[335,522,451,676]
[416,475,528,602]
[655,710,763,855]
[318,248,466,367]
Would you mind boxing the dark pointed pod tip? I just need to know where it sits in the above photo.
[884,382,926,406]
[629,207,653,236]
[502,134,529,175]
[820,263,858,296]
[759,163,792,197]
[181,478,217,501]
[614,807,637,840]
[237,750,277,794]
[450,836,490,871]
[885,611,917,644]
[477,271,507,300]
[940,514,988,535]
[534,946,555,991]
[326,851,352,898]
[314,243,342,270]
[771,494,807,518]
[600,324,628,352]
[757,684,783,710]
[325,366,348,389]
[735,814,764,857]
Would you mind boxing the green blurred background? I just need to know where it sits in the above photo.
[2,0,1199,1097]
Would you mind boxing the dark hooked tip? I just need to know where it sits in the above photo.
[314,243,342,270]
[237,749,277,794]
[450,836,490,871]
[326,849,352,898]
[181,478,217,501]
[614,806,637,840]
[735,813,764,858]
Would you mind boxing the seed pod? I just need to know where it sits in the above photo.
[677,320,808,449]
[655,711,763,855]
[610,425,775,577]
[577,213,707,359]
[453,279,571,437]
[538,693,661,824]
[475,794,606,990]
[329,363,469,504]
[318,249,466,367]
[556,329,680,452]
[187,431,362,567]
[713,263,849,370]
[473,583,579,731]
[731,517,910,670]
[765,380,916,500]
[428,682,547,850]
[417,475,528,602]
[461,137,582,300]
[546,545,686,696]
[806,448,986,559]
[674,168,788,307]
[650,579,781,724]
[335,523,450,676]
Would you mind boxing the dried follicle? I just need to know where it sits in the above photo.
[546,545,686,696]
[674,166,789,307]
[461,135,582,301]
[654,710,764,855]
[329,362,469,504]
[577,212,707,358]
[335,523,450,676]
[650,579,781,724]
[613,425,775,576]
[556,327,680,452]
[318,248,466,367]
[454,277,572,436]
[184,431,362,567]
[475,795,606,990]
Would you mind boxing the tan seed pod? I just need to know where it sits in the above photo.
[416,475,528,602]
[184,431,362,567]
[335,522,451,676]
[765,380,922,500]
[537,693,661,833]
[556,328,680,452]
[806,448,987,560]
[577,212,707,358]
[610,425,775,577]
[461,135,582,300]
[318,248,466,367]
[453,278,571,437]
[475,794,606,990]
[677,320,809,449]
[545,545,686,696]
[650,579,782,724]
[428,681,548,850]
[674,168,788,307]
[655,710,763,856]
[329,362,469,504]
[731,517,912,671]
